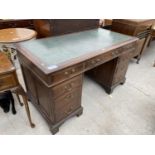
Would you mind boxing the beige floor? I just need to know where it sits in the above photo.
[0,41,155,135]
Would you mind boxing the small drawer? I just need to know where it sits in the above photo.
[0,72,18,91]
[52,75,83,99]
[111,47,123,57]
[54,87,82,122]
[51,63,84,85]
[123,42,137,51]
[111,43,136,58]
[85,52,111,71]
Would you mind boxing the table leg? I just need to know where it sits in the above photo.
[22,95,35,128]
[12,85,35,128]
[16,93,23,106]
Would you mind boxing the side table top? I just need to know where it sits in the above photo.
[0,28,37,43]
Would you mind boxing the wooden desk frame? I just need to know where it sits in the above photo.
[16,30,138,134]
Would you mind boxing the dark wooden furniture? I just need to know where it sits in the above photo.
[16,28,138,134]
[33,19,99,38]
[0,52,35,127]
[148,24,155,46]
[100,19,113,27]
[111,19,155,63]
[0,20,34,29]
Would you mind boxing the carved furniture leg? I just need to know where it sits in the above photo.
[12,85,35,128]
[22,94,35,128]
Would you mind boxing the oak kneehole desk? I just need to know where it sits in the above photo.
[16,28,138,134]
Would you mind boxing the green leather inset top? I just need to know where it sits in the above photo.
[19,28,134,70]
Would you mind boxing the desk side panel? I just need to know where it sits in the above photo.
[21,63,55,124]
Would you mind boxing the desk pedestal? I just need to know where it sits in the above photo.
[86,52,130,94]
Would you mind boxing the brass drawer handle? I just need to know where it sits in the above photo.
[64,83,74,91]
[65,71,69,75]
[64,69,76,75]
[64,86,72,91]
[96,58,101,62]
[65,94,74,100]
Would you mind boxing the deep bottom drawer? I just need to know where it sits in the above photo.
[54,87,82,122]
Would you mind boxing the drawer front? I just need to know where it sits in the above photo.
[54,87,82,122]
[111,42,137,58]
[85,42,136,71]
[52,75,83,99]
[85,52,112,71]
[0,72,18,91]
[51,63,84,85]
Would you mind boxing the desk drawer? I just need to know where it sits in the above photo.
[0,72,18,91]
[85,52,112,71]
[51,63,84,85]
[84,44,135,71]
[111,43,136,58]
[54,87,82,122]
[52,75,83,99]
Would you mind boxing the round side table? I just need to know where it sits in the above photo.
[0,28,37,128]
[0,28,37,43]
[0,28,37,66]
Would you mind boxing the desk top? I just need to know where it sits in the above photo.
[17,28,138,74]
[0,53,15,74]
[0,28,37,43]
